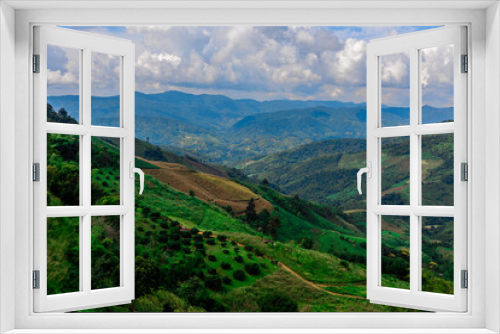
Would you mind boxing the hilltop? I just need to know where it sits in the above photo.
[48,91,453,164]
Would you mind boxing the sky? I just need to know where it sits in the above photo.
[47,26,453,107]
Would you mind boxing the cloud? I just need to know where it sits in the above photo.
[91,52,121,96]
[58,25,451,105]
[47,44,80,96]
[421,45,454,107]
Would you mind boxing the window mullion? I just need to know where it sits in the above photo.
[82,47,92,294]
[409,46,420,295]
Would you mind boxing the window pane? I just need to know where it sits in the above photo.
[47,45,80,124]
[422,133,454,206]
[91,52,121,127]
[91,137,120,205]
[91,216,121,290]
[421,45,454,124]
[47,133,80,206]
[421,217,454,294]
[47,217,80,295]
[381,137,410,205]
[381,215,410,289]
[380,52,410,127]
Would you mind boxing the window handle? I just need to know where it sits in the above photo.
[129,161,145,195]
[357,162,371,195]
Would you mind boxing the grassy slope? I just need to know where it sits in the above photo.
[48,133,421,312]
[46,106,449,311]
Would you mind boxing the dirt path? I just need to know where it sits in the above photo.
[344,209,366,214]
[316,281,366,288]
[277,262,365,300]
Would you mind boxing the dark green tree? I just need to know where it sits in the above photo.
[267,216,281,239]
[245,198,258,223]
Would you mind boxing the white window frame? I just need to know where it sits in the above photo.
[0,1,499,333]
[366,26,467,312]
[33,26,136,313]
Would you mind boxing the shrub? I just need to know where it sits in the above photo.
[167,240,181,250]
[171,220,180,227]
[181,238,191,246]
[244,263,260,276]
[181,231,192,239]
[195,249,206,256]
[221,242,227,247]
[205,275,222,291]
[244,245,253,252]
[137,226,145,232]
[258,294,298,312]
[194,242,204,250]
[260,263,268,269]
[145,231,152,237]
[220,262,231,270]
[340,260,349,269]
[208,268,217,275]
[247,253,254,259]
[217,235,227,242]
[255,249,264,257]
[183,248,191,254]
[150,224,156,230]
[222,276,232,285]
[203,231,212,238]
[194,234,203,242]
[191,227,200,235]
[231,241,237,246]
[208,255,217,262]
[234,255,244,263]
[206,238,216,245]
[160,221,168,229]
[223,249,230,255]
[158,233,169,243]
[233,270,245,281]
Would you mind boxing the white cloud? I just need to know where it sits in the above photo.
[58,26,452,105]
[47,69,79,85]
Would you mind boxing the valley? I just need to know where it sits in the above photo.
[46,93,454,312]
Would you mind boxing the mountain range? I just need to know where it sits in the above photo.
[48,91,453,164]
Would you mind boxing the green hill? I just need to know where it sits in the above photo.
[46,103,452,312]
[242,138,367,210]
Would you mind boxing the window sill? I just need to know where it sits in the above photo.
[4,330,498,334]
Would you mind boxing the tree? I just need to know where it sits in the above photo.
[262,178,269,186]
[189,189,195,197]
[258,294,298,312]
[244,198,258,222]
[135,256,160,298]
[267,216,281,239]
[300,237,314,250]
[233,269,246,281]
[58,107,68,118]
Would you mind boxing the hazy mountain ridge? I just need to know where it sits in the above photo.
[48,91,453,164]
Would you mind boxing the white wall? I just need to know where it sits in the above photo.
[485,2,500,333]
[0,2,16,333]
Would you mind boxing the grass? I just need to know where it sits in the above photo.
[222,232,366,285]
[203,238,277,289]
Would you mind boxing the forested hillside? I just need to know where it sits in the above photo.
[47,102,453,312]
[48,91,453,164]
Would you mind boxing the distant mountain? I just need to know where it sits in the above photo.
[48,90,364,130]
[243,134,453,212]
[48,90,453,164]
[382,106,454,126]
[242,138,368,210]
